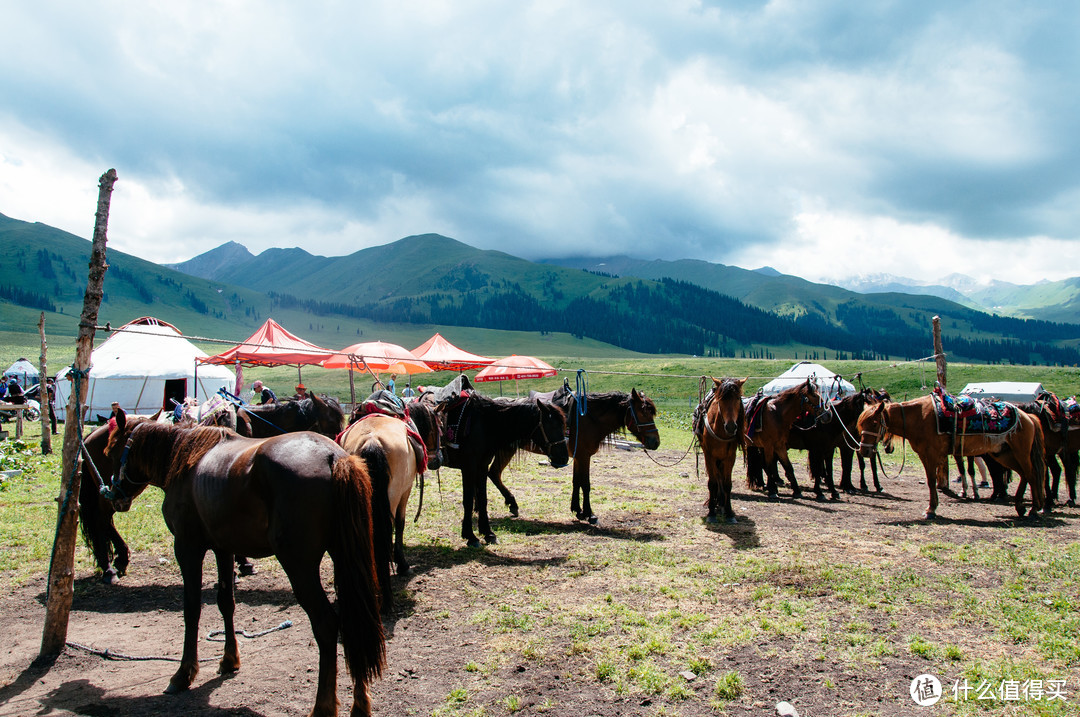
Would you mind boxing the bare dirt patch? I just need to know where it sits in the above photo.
[2,447,1078,716]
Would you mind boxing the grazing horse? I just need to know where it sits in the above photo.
[743,379,824,499]
[337,401,443,611]
[236,393,345,438]
[856,394,1047,519]
[694,377,747,523]
[103,418,388,717]
[485,385,661,524]
[429,391,569,547]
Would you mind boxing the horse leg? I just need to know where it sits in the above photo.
[921,455,940,519]
[808,449,824,500]
[215,549,241,675]
[475,464,497,545]
[236,556,257,576]
[1064,450,1078,507]
[721,454,737,524]
[705,453,720,523]
[1047,454,1061,507]
[487,448,519,516]
[167,539,207,694]
[394,502,409,575]
[277,553,342,717]
[460,468,481,547]
[745,446,765,491]
[838,445,856,494]
[871,452,883,492]
[110,519,130,578]
[763,449,781,499]
[575,456,597,524]
[778,450,801,499]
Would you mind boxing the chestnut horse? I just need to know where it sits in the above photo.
[694,377,747,523]
[103,418,388,716]
[856,395,1047,519]
[337,402,442,611]
[485,385,661,524]
[744,378,824,499]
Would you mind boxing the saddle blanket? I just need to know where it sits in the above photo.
[932,388,1018,436]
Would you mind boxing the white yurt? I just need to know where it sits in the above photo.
[54,317,235,422]
[2,358,39,388]
[760,361,856,401]
[959,382,1045,403]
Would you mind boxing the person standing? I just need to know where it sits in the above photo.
[251,380,277,405]
[386,374,397,395]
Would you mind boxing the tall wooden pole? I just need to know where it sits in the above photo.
[38,312,52,455]
[40,169,117,658]
[932,315,946,389]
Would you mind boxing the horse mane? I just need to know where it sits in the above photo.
[128,422,234,489]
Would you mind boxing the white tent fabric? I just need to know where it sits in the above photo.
[959,382,1045,403]
[2,358,39,388]
[760,361,855,401]
[54,320,235,421]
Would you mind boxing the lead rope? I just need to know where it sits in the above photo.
[641,377,706,470]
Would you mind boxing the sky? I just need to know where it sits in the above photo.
[3,1,1080,286]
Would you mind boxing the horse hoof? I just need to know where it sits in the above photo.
[706,515,718,524]
[484,534,498,545]
[102,569,119,585]
[509,508,519,517]
[396,562,411,576]
[1068,500,1076,508]
[587,515,598,525]
[924,511,936,520]
[164,681,189,695]
[875,487,884,493]
[830,493,840,502]
[238,562,256,577]
[726,516,738,525]
[466,538,481,548]
[767,492,779,500]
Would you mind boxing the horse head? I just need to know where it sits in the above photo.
[626,388,661,450]
[408,401,444,470]
[709,377,747,440]
[534,398,570,468]
[311,393,346,437]
[855,401,889,458]
[103,416,160,512]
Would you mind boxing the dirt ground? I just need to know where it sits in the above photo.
[1,447,1078,717]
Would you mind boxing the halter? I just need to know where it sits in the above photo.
[531,406,565,454]
[625,395,657,438]
[100,435,151,505]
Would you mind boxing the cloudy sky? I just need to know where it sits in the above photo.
[3,1,1079,285]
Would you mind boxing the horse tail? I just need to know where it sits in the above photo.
[359,442,394,609]
[330,455,386,683]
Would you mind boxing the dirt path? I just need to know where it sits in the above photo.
[2,448,1077,716]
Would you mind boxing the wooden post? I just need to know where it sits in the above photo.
[932,315,946,389]
[39,312,52,455]
[40,168,117,659]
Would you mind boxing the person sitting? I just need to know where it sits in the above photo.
[251,380,277,405]
[293,383,309,400]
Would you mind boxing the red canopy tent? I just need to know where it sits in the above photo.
[201,318,335,385]
[323,341,431,404]
[411,333,495,372]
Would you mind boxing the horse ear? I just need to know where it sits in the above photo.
[116,408,127,434]
[739,377,748,387]
[631,387,640,400]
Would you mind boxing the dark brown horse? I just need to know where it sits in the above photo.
[485,385,661,524]
[426,390,569,547]
[103,418,388,716]
[236,392,345,438]
[694,377,746,523]
[856,394,1047,519]
[743,378,824,498]
[1017,397,1079,507]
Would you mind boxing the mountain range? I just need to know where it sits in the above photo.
[3,211,1080,364]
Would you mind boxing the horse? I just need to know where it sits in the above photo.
[694,377,746,523]
[743,378,825,499]
[337,400,443,611]
[485,384,661,524]
[856,394,1047,519]
[1017,398,1079,507]
[424,389,569,547]
[102,417,389,717]
[236,393,345,438]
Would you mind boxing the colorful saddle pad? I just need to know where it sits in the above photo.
[932,388,1018,436]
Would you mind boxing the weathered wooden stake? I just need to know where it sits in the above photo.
[39,312,52,455]
[932,315,946,389]
[40,168,117,659]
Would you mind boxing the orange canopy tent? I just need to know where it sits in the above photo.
[323,341,431,404]
[411,333,495,372]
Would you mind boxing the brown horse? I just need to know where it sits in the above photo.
[695,377,747,523]
[485,385,661,524]
[337,403,442,611]
[856,395,1047,519]
[744,378,824,499]
[103,418,389,716]
[236,392,345,438]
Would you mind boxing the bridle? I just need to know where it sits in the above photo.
[100,434,150,506]
[625,396,658,440]
[531,406,566,456]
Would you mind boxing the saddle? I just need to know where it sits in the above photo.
[1065,396,1080,425]
[931,386,1018,437]
[741,393,770,438]
[692,389,714,440]
[349,390,429,473]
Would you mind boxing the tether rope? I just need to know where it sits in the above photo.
[65,620,293,662]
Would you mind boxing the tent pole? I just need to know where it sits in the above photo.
[348,358,356,408]
[193,358,199,401]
